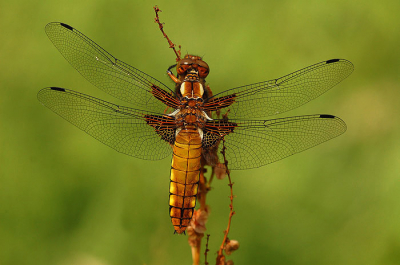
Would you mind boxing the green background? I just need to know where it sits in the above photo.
[1,0,400,264]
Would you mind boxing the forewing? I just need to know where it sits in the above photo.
[209,115,346,170]
[37,87,174,160]
[205,59,353,119]
[45,22,175,113]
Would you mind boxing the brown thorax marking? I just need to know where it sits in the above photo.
[175,98,207,129]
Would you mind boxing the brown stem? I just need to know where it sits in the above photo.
[204,234,210,265]
[188,168,208,265]
[216,139,235,264]
[199,168,208,211]
[207,167,215,189]
[153,6,181,61]
[191,243,200,265]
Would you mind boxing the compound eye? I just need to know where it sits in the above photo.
[176,58,193,75]
[177,65,190,75]
[198,66,209,78]
[197,60,209,78]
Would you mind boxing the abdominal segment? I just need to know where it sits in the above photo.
[169,128,202,234]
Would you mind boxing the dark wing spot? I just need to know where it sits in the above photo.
[60,23,73,31]
[320,114,335,119]
[326,59,340,64]
[50,87,66,92]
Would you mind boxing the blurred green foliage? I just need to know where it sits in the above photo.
[1,0,400,264]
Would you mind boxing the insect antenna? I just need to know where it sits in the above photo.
[154,6,182,62]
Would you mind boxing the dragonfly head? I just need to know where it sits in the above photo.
[177,54,209,79]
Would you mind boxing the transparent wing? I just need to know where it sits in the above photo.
[45,22,175,113]
[209,115,346,170]
[37,87,173,160]
[205,59,353,119]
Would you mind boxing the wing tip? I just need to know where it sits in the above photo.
[319,114,347,133]
[37,87,66,102]
[326,58,354,71]
[45,22,74,31]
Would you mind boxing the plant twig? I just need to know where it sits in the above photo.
[188,168,209,265]
[216,138,235,265]
[153,5,181,61]
[204,234,210,265]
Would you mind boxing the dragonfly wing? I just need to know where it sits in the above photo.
[45,22,176,113]
[205,59,353,119]
[38,87,174,160]
[204,115,346,170]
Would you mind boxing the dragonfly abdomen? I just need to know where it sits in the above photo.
[169,127,202,234]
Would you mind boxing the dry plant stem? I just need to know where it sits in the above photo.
[216,139,235,264]
[153,6,181,61]
[199,168,209,211]
[204,234,210,265]
[191,243,200,265]
[190,168,208,265]
[207,167,215,189]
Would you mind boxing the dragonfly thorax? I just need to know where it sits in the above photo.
[180,81,204,98]
[174,97,207,129]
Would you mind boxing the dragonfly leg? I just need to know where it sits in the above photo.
[167,70,182,84]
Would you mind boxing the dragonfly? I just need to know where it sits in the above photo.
[38,22,353,234]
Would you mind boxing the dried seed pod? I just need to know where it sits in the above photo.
[224,239,240,255]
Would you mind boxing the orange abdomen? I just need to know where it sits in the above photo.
[169,127,202,234]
